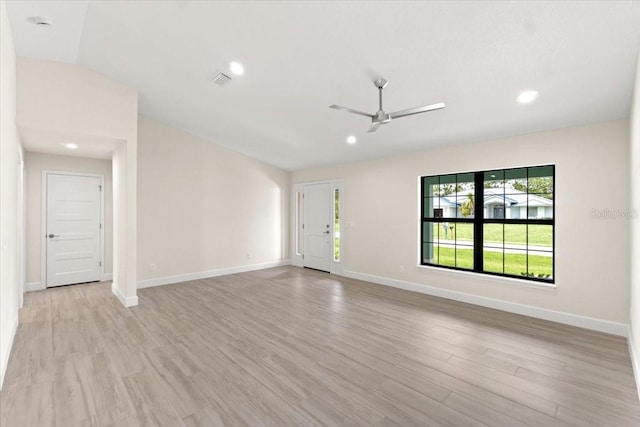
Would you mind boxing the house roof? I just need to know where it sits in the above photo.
[439,186,553,208]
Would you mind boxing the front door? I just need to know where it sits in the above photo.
[303,183,332,272]
[46,173,103,287]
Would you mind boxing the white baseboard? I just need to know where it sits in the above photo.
[103,273,113,281]
[137,259,291,289]
[111,283,138,308]
[629,327,640,401]
[339,270,628,337]
[0,314,19,390]
[24,281,44,292]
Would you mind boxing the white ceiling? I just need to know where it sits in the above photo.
[7,1,640,171]
[6,0,87,64]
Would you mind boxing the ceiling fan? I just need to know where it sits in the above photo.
[329,78,445,133]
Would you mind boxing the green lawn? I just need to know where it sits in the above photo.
[334,223,340,260]
[433,246,552,278]
[438,223,552,247]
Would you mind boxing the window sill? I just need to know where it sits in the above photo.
[415,264,557,291]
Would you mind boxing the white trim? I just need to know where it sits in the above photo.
[111,282,138,307]
[18,149,25,309]
[628,327,640,401]
[291,183,304,267]
[24,282,45,292]
[339,269,628,337]
[416,264,556,291]
[137,259,291,289]
[25,276,111,293]
[41,170,105,288]
[0,314,19,390]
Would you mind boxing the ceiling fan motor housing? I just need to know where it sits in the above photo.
[374,110,391,124]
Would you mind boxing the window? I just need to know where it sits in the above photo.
[334,188,340,262]
[421,165,554,283]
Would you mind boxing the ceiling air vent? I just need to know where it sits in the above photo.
[210,72,231,87]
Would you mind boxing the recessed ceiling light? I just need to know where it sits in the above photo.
[27,16,52,28]
[517,90,538,104]
[65,143,78,150]
[229,61,244,76]
[346,136,357,144]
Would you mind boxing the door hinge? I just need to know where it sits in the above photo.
[99,185,102,191]
[302,224,305,229]
[99,261,102,267]
[302,254,304,259]
[99,223,102,229]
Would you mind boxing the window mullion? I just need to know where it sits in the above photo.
[473,172,484,272]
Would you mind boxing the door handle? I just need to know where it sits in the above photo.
[324,231,330,234]
[48,234,60,238]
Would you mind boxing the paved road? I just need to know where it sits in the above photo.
[434,239,552,256]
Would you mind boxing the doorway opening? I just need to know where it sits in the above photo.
[292,180,343,274]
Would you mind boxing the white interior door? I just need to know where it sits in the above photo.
[46,173,103,287]
[303,183,332,272]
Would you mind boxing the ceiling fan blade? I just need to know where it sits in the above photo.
[368,122,381,133]
[389,102,445,119]
[329,105,374,118]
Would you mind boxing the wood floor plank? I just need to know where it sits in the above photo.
[0,382,55,427]
[443,392,528,427]
[1,266,639,427]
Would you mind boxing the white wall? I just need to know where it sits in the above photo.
[0,0,22,389]
[293,120,630,331]
[137,115,289,286]
[24,152,113,287]
[16,58,138,305]
[629,49,640,397]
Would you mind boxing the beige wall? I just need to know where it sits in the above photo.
[16,59,136,139]
[17,58,138,303]
[137,115,289,282]
[293,119,630,325]
[0,0,22,388]
[630,49,640,391]
[24,152,113,285]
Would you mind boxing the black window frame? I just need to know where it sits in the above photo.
[420,165,555,284]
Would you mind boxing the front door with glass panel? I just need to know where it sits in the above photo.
[303,183,332,272]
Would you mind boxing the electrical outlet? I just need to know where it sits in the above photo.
[149,263,156,272]
[247,252,252,260]
[399,265,405,273]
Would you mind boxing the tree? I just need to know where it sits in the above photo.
[512,177,553,199]
[460,194,474,217]
[484,180,501,188]
[434,184,461,196]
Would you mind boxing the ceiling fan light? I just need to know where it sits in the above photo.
[346,136,356,144]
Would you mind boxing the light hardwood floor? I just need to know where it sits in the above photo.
[1,266,639,426]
